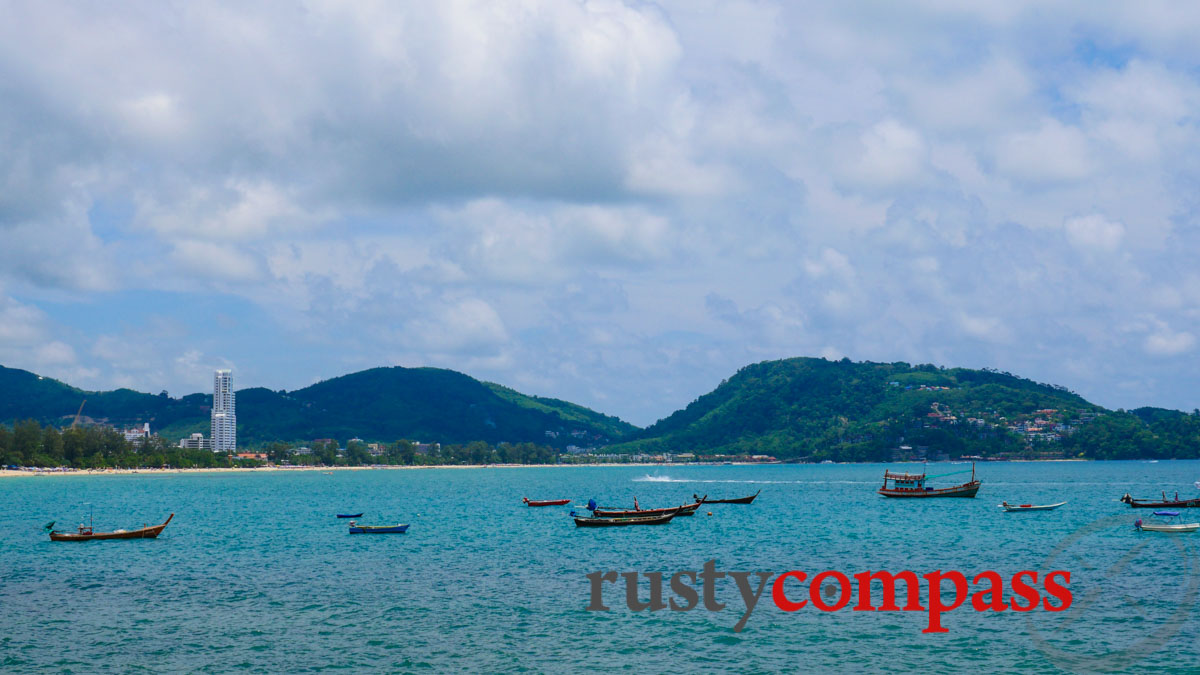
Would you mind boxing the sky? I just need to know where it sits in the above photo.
[2,1,1200,427]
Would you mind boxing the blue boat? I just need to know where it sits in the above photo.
[348,521,409,534]
[336,513,364,518]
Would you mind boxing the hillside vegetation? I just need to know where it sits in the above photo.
[611,357,1200,461]
[0,365,635,447]
[5,358,1199,462]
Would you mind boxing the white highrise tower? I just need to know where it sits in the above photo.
[212,369,236,452]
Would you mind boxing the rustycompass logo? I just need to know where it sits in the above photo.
[587,560,1072,633]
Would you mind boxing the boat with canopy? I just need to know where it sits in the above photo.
[48,513,174,541]
[878,463,980,498]
[1135,512,1199,533]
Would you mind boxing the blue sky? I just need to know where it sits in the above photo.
[2,1,1200,426]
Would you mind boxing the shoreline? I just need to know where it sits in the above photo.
[0,457,1136,479]
[0,463,708,478]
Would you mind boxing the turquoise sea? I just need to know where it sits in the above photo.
[2,461,1199,673]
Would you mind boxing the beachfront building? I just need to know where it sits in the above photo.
[121,423,151,444]
[179,433,214,451]
[212,369,236,452]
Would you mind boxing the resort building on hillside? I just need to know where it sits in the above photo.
[179,433,214,451]
[212,369,236,452]
[121,423,151,444]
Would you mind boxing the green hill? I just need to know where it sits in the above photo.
[0,364,635,447]
[6,358,1199,461]
[611,358,1113,460]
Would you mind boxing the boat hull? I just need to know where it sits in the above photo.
[1000,501,1066,512]
[699,490,761,505]
[591,502,700,518]
[1137,523,1199,532]
[878,481,980,498]
[49,513,174,541]
[524,499,571,507]
[349,524,409,534]
[574,512,677,527]
[336,513,364,518]
[1123,498,1200,509]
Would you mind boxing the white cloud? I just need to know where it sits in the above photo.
[994,118,1093,185]
[3,1,1200,422]
[437,200,674,284]
[803,248,854,280]
[406,297,510,355]
[1064,214,1125,252]
[849,119,927,188]
[1145,324,1195,357]
[170,241,262,282]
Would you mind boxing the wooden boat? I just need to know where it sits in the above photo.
[348,521,409,534]
[878,463,980,498]
[1135,512,1199,533]
[49,513,173,542]
[695,490,760,505]
[1000,501,1067,512]
[1120,493,1200,509]
[573,509,679,527]
[589,497,702,518]
[336,513,364,518]
[523,498,571,507]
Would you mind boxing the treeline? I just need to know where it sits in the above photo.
[0,419,563,468]
[1061,410,1200,460]
[618,358,1096,461]
[0,420,242,469]
[261,439,559,466]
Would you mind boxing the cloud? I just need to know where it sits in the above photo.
[1144,323,1195,357]
[836,119,928,192]
[0,291,96,383]
[170,241,263,282]
[994,118,1093,185]
[405,297,510,357]
[1064,214,1125,252]
[3,1,1200,423]
[436,200,675,284]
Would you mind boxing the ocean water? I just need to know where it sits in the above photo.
[2,461,1199,674]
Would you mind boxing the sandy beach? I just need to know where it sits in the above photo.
[0,464,520,478]
[0,463,684,478]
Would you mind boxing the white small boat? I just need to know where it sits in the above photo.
[1136,511,1199,533]
[999,501,1067,512]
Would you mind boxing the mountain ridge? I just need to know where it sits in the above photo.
[0,364,635,447]
[3,358,1198,460]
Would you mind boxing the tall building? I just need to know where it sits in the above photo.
[212,369,236,452]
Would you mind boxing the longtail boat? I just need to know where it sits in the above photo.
[695,490,760,505]
[336,513,364,518]
[573,509,679,527]
[49,513,173,541]
[878,463,980,498]
[588,497,702,518]
[348,521,409,534]
[523,498,571,507]
[1135,512,1199,533]
[1120,493,1200,509]
[1000,501,1066,512]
